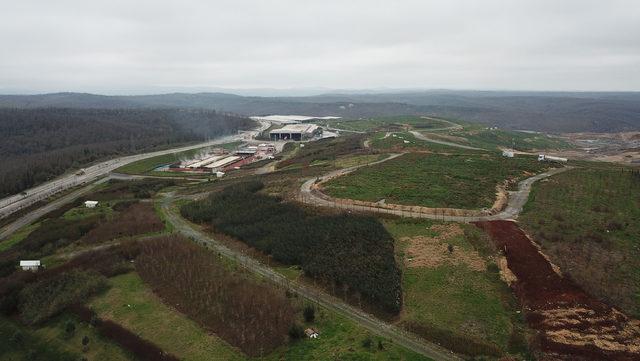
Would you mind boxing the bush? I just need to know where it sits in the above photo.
[303,305,315,323]
[18,270,108,324]
[64,320,76,338]
[362,337,372,349]
[288,323,305,339]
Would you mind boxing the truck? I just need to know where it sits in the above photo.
[538,154,568,163]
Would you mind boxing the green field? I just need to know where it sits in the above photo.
[324,152,550,209]
[91,272,429,361]
[520,167,640,317]
[384,218,530,359]
[369,132,467,152]
[422,126,572,152]
[115,141,242,175]
[319,116,451,132]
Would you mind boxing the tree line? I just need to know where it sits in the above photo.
[0,108,254,196]
[181,180,403,314]
[136,235,294,356]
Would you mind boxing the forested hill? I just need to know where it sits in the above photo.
[1,91,640,133]
[0,108,254,197]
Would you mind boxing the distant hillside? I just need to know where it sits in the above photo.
[1,90,639,133]
[0,108,253,196]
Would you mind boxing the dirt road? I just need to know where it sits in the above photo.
[160,193,462,361]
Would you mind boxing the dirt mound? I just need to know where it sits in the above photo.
[403,224,486,271]
[475,220,640,361]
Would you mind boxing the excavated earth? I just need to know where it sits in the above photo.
[475,220,640,361]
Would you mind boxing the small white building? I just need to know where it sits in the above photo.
[20,260,40,271]
[215,171,225,178]
[84,200,99,208]
[502,150,515,158]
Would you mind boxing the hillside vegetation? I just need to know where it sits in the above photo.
[137,236,295,356]
[0,108,253,196]
[520,167,640,317]
[324,152,550,209]
[181,180,403,314]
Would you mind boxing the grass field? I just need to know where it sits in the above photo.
[423,126,573,152]
[115,141,242,175]
[324,152,550,209]
[90,272,430,360]
[520,167,640,317]
[384,218,530,359]
[369,132,467,153]
[319,116,451,132]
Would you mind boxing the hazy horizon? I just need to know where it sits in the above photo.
[2,0,639,94]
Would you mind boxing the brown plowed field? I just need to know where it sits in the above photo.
[475,220,640,361]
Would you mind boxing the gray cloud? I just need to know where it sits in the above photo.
[1,0,639,94]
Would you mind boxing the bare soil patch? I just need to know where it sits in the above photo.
[403,224,486,271]
[476,220,640,361]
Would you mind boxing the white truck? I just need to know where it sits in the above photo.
[538,154,568,163]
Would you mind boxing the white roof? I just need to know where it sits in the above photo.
[84,201,98,205]
[270,124,319,134]
[204,156,240,168]
[20,260,40,266]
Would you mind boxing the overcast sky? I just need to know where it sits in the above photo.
[1,0,639,94]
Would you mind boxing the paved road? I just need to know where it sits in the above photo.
[300,153,572,222]
[0,177,113,241]
[159,193,461,361]
[0,134,244,220]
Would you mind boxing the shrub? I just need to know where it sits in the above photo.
[303,305,315,323]
[362,337,372,349]
[81,203,164,244]
[64,320,76,338]
[288,323,305,340]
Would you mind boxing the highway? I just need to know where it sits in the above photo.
[0,131,261,220]
[160,192,462,361]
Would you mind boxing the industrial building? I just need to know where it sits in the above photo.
[269,124,321,141]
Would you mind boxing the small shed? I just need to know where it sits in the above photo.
[20,260,40,271]
[215,171,225,178]
[84,200,99,208]
[502,150,515,158]
[304,328,319,339]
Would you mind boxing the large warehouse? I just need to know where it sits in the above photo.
[269,124,321,141]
